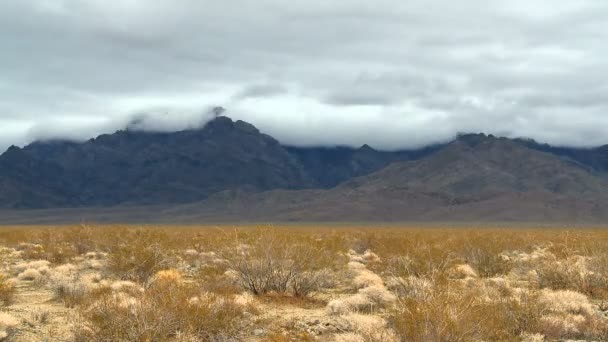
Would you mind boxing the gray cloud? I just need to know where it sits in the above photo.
[232,84,288,100]
[1,0,608,152]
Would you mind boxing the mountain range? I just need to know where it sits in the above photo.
[2,116,608,224]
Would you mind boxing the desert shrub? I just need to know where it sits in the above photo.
[27,230,80,263]
[106,230,176,282]
[536,289,608,340]
[343,293,375,314]
[352,269,384,289]
[535,255,584,290]
[195,265,242,295]
[13,259,50,274]
[18,243,46,260]
[383,250,454,281]
[75,270,247,341]
[224,229,338,297]
[0,312,18,340]
[511,249,608,299]
[46,241,79,264]
[334,333,365,342]
[390,283,543,341]
[520,332,546,342]
[16,262,50,285]
[328,285,396,316]
[585,252,608,299]
[327,298,353,316]
[62,225,95,255]
[359,285,397,307]
[290,269,335,297]
[342,313,398,341]
[53,282,88,308]
[0,274,16,306]
[462,246,512,277]
[449,264,479,279]
[386,276,434,301]
[31,310,50,325]
[17,268,42,281]
[351,233,378,254]
[47,264,106,308]
[49,272,89,308]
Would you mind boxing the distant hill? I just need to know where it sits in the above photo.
[2,117,316,208]
[158,134,608,223]
[0,116,428,208]
[2,117,608,223]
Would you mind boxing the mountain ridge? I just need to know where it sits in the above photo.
[2,116,608,223]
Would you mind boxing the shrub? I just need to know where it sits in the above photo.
[359,285,397,307]
[18,243,45,260]
[0,274,16,306]
[13,260,50,274]
[535,289,608,339]
[343,293,375,313]
[0,312,18,340]
[106,230,175,282]
[18,268,44,282]
[49,273,89,308]
[48,263,106,308]
[386,276,433,301]
[334,333,365,342]
[352,270,383,289]
[195,265,241,295]
[449,264,478,279]
[75,275,247,341]
[344,313,398,341]
[225,229,336,297]
[327,298,353,316]
[390,284,543,341]
[462,246,512,278]
[290,269,334,297]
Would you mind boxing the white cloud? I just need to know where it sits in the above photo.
[1,0,608,152]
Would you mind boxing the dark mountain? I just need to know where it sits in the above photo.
[3,117,608,223]
[1,117,316,207]
[0,116,428,209]
[285,144,441,188]
[0,146,72,208]
[168,134,608,223]
[516,138,608,173]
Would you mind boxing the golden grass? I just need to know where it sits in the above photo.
[0,224,608,341]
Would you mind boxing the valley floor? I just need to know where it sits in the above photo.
[0,225,607,341]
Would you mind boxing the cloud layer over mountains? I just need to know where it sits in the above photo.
[2,1,608,152]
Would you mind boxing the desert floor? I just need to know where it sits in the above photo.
[0,225,607,341]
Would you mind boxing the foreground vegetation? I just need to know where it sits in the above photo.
[0,225,607,341]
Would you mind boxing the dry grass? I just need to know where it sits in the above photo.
[73,272,248,341]
[0,225,606,341]
[0,274,16,306]
[0,312,19,340]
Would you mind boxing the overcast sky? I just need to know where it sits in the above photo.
[2,0,608,152]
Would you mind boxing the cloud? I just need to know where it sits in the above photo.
[1,0,608,152]
[124,107,218,132]
[232,84,288,100]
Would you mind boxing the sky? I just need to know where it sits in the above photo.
[2,0,608,153]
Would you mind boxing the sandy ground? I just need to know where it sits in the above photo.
[4,282,73,341]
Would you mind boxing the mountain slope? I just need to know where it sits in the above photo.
[169,134,608,222]
[517,138,608,174]
[0,146,72,208]
[2,117,608,223]
[285,144,441,188]
[0,116,429,208]
[1,117,316,207]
